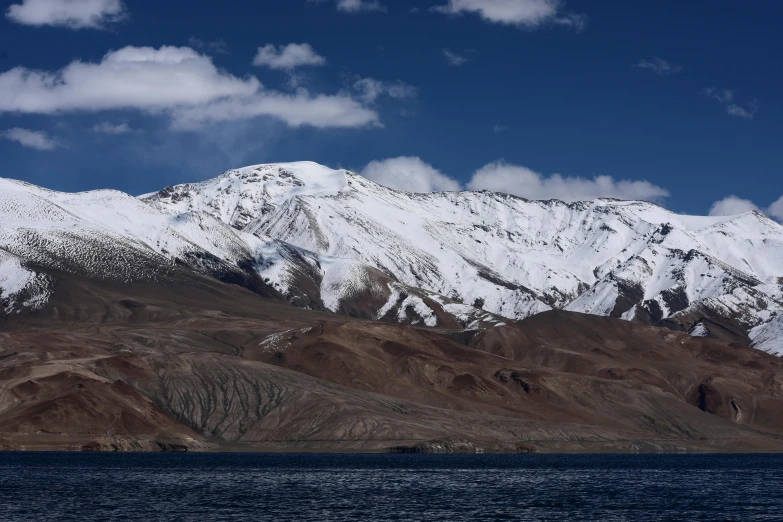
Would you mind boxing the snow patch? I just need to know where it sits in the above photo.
[259,327,313,353]
[319,258,380,312]
[0,251,51,313]
[750,316,783,357]
[689,323,709,338]
[376,283,437,327]
[566,282,619,316]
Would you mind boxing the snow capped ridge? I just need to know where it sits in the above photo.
[3,162,783,356]
[0,173,491,329]
[143,161,783,355]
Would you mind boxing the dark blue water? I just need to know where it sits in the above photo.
[1,453,782,521]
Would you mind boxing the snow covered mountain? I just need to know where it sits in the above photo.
[0,176,497,329]
[2,161,782,355]
[144,162,783,355]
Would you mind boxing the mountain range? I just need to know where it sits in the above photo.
[3,162,783,453]
[3,161,781,355]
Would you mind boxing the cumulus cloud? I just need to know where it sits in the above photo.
[433,0,586,31]
[6,0,127,29]
[633,57,682,76]
[703,87,759,120]
[466,161,670,202]
[361,157,462,193]
[92,121,131,134]
[0,46,258,113]
[359,157,668,202]
[443,48,468,66]
[709,195,783,222]
[171,90,378,130]
[708,196,760,216]
[1,128,62,150]
[352,78,417,104]
[0,45,379,129]
[769,196,783,222]
[253,43,326,70]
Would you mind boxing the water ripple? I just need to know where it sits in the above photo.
[1,453,782,521]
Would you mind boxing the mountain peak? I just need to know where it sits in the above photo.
[142,162,350,229]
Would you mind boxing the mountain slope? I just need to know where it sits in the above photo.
[3,270,783,453]
[144,162,783,355]
[0,177,496,329]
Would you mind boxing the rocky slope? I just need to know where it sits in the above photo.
[2,271,783,453]
[143,162,783,355]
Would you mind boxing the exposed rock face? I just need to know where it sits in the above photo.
[1,272,783,453]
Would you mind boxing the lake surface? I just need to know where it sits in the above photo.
[1,453,782,521]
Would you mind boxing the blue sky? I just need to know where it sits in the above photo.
[0,0,781,219]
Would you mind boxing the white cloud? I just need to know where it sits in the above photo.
[386,82,417,100]
[708,196,760,216]
[360,158,667,202]
[353,78,417,104]
[768,196,783,222]
[361,157,462,193]
[709,195,783,222]
[633,57,682,76]
[0,46,258,113]
[6,0,126,29]
[703,87,734,104]
[433,0,586,31]
[443,48,468,66]
[171,90,379,130]
[335,0,386,13]
[554,11,587,31]
[253,43,326,70]
[309,0,386,13]
[466,161,670,202]
[0,45,379,130]
[725,102,759,120]
[92,121,131,134]
[703,87,759,120]
[1,128,61,150]
[493,125,508,133]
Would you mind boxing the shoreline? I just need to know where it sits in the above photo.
[3,436,783,455]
